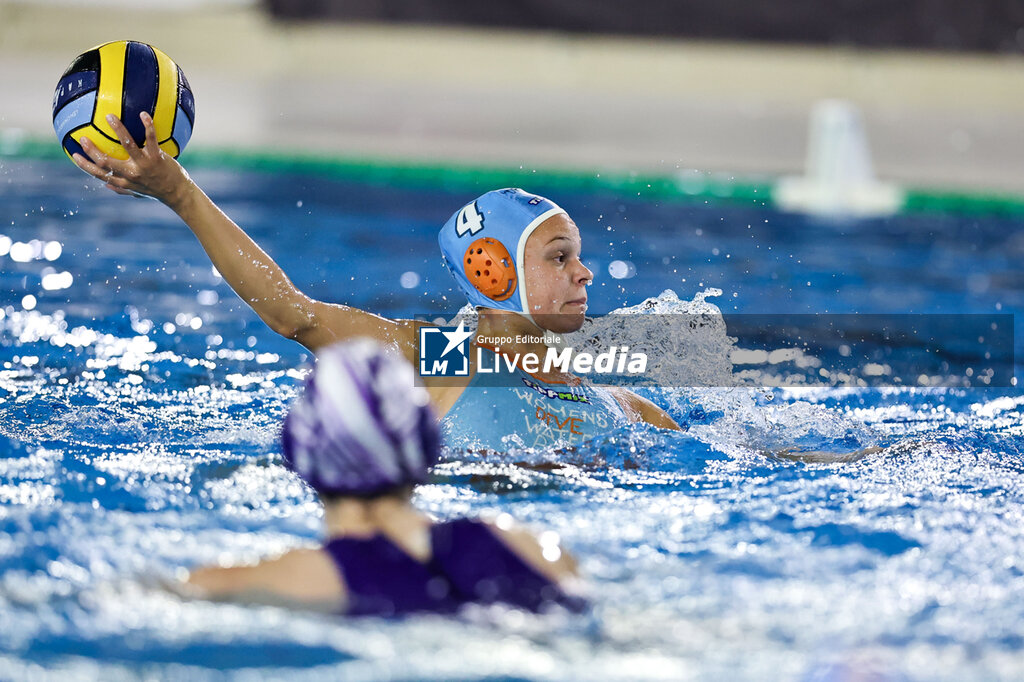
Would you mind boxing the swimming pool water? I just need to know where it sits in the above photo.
[1,158,1023,680]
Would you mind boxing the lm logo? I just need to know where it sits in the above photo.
[419,322,473,377]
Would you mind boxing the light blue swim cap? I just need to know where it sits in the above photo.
[438,188,566,318]
[281,340,440,497]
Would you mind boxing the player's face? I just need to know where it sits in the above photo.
[523,214,593,333]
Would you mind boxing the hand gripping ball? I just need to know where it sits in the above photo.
[52,40,195,163]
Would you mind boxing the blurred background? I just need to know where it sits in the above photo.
[3,5,1024,680]
[2,0,1023,195]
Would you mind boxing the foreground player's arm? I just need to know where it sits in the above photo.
[73,112,417,355]
[183,549,346,611]
[607,387,681,430]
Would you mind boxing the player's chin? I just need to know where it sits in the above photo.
[535,311,586,334]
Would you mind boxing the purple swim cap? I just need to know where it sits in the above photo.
[281,340,440,497]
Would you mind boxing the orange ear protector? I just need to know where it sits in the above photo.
[464,237,516,301]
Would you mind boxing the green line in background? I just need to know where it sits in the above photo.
[902,189,1024,217]
[187,147,775,207]
[5,132,1024,216]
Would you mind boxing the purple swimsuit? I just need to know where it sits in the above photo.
[324,518,585,616]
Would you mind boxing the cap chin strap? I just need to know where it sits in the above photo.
[513,206,566,331]
[513,308,541,332]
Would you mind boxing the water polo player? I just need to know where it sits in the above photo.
[72,113,679,450]
[183,340,585,615]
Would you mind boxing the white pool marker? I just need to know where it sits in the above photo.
[775,99,903,217]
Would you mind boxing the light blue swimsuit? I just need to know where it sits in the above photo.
[441,347,629,451]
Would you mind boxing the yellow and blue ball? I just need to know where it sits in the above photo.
[52,40,195,162]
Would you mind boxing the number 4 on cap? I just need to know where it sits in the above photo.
[455,202,485,236]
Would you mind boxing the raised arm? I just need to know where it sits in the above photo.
[73,112,417,355]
